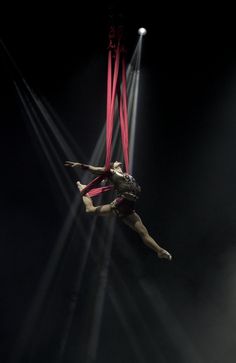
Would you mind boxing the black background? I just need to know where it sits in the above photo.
[1,3,236,363]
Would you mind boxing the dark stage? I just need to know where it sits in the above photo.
[1,4,236,363]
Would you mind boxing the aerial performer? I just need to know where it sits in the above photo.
[65,24,172,261]
[64,160,172,260]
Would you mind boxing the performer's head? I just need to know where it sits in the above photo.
[111,161,123,171]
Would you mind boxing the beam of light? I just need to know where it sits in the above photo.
[1,38,86,179]
[139,280,203,363]
[9,195,82,363]
[21,78,83,161]
[58,151,115,361]
[2,40,115,363]
[9,112,107,362]
[42,96,86,161]
[82,44,147,361]
[129,69,141,174]
[4,36,149,363]
[64,203,167,363]
[14,74,169,363]
[54,114,108,362]
[108,248,166,362]
[86,218,115,363]
[57,74,141,359]
[0,38,24,79]
[14,82,72,205]
[127,36,144,173]
[57,70,140,360]
[109,37,143,171]
[2,48,91,362]
[102,224,201,362]
[14,85,110,363]
[9,82,86,362]
[58,98,129,362]
[56,205,102,362]
[58,37,146,362]
[108,287,146,363]
[80,224,167,363]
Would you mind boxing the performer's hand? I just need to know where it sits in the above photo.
[64,161,81,168]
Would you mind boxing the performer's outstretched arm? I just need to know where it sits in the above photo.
[64,161,106,175]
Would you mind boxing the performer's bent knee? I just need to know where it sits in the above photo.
[85,206,96,214]
[85,206,106,215]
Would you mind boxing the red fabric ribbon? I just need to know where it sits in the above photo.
[81,27,129,198]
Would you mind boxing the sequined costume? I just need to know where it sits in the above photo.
[109,170,141,218]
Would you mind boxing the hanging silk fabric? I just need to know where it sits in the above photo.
[81,26,129,198]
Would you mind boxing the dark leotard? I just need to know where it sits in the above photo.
[109,170,141,218]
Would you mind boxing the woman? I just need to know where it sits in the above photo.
[64,160,172,260]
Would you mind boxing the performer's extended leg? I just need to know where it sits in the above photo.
[123,213,172,260]
[77,181,113,216]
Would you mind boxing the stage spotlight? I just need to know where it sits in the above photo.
[138,27,147,36]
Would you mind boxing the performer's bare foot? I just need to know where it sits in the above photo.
[77,180,95,213]
[76,180,93,204]
[76,180,86,191]
[157,248,172,261]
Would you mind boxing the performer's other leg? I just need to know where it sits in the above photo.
[77,181,112,216]
[123,212,172,260]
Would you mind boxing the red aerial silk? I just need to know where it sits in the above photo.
[81,27,129,198]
